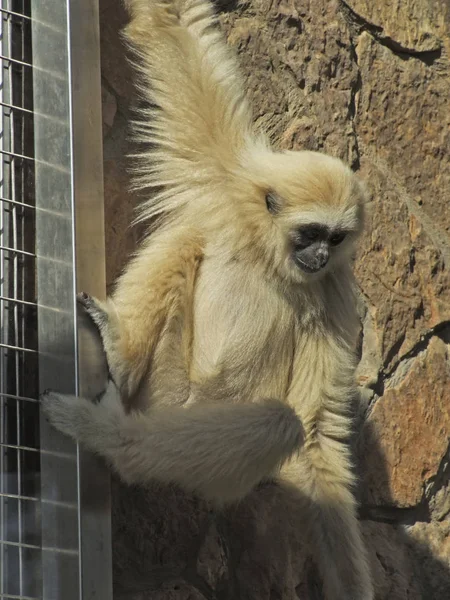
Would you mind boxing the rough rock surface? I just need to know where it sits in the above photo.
[99,0,450,597]
[361,337,450,508]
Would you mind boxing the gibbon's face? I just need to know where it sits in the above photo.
[288,222,348,274]
[248,150,366,282]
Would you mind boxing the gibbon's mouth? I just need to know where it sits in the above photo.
[292,254,326,274]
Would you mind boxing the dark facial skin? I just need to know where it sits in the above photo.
[291,224,347,273]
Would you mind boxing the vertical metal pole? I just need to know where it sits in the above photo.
[34,1,112,598]
[67,0,113,597]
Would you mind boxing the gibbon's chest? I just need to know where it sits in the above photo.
[189,256,297,401]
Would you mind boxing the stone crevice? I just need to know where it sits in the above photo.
[359,502,431,525]
[338,0,442,64]
[425,443,450,509]
[362,321,450,422]
[346,32,362,170]
[364,322,449,409]
[384,321,450,381]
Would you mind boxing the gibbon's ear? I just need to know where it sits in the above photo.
[265,190,282,215]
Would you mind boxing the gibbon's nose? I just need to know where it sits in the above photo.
[317,247,329,268]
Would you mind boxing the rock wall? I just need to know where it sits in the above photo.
[99,0,450,598]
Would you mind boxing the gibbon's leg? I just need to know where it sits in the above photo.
[78,228,204,398]
[283,342,373,600]
[41,382,304,506]
[285,450,373,600]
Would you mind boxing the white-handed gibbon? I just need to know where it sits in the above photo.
[42,1,373,598]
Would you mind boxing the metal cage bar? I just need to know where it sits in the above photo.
[0,3,39,597]
[0,1,112,598]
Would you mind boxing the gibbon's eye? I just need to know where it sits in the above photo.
[303,227,321,241]
[265,191,280,215]
[293,224,327,248]
[329,232,346,246]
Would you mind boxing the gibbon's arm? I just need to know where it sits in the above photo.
[123,0,261,222]
[83,227,204,397]
[41,381,304,506]
[282,336,373,600]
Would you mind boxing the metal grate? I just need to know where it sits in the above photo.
[0,1,40,598]
[0,1,112,599]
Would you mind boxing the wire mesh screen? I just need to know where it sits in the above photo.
[0,1,112,598]
[0,1,41,597]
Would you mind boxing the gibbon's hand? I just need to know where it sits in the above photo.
[77,291,109,333]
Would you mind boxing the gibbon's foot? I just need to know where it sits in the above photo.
[41,389,97,442]
[77,291,109,331]
[40,379,124,442]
